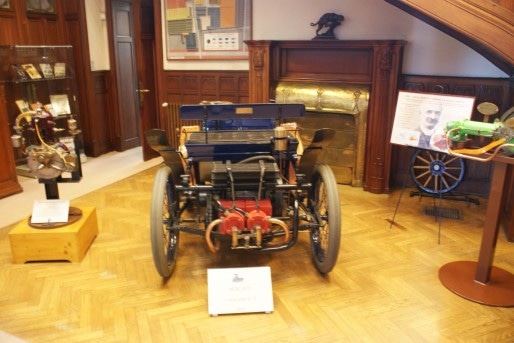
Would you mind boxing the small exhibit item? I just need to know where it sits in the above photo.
[10,64,28,81]
[390,91,475,153]
[21,63,42,79]
[31,199,70,224]
[50,94,71,115]
[207,266,274,316]
[44,103,56,117]
[53,62,66,77]
[15,99,30,113]
[39,63,54,78]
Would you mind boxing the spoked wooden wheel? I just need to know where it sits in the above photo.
[410,149,465,195]
[308,163,341,274]
[150,166,180,278]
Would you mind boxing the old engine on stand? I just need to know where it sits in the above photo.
[445,106,514,160]
[12,108,82,199]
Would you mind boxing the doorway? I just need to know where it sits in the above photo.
[109,0,158,160]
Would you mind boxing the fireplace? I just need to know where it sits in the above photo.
[274,81,369,186]
[245,40,405,193]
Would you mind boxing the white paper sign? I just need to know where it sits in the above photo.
[31,199,70,224]
[390,91,475,153]
[207,266,274,316]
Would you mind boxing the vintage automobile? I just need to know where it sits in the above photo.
[145,103,341,278]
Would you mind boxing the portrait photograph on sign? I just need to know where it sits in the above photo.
[390,91,475,153]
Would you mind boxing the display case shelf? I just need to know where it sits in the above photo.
[0,45,83,185]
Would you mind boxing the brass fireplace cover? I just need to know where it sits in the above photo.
[274,81,369,115]
[274,81,370,186]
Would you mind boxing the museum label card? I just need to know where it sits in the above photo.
[207,266,274,316]
[390,91,475,152]
[31,199,70,224]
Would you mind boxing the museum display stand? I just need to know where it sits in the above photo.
[1,46,97,263]
[9,207,98,263]
[0,45,83,181]
[439,154,514,307]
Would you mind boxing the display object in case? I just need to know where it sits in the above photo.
[0,45,83,196]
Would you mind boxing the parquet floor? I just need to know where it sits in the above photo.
[0,164,513,342]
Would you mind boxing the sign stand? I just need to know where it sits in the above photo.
[207,266,274,316]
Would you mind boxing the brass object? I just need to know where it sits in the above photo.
[275,81,370,186]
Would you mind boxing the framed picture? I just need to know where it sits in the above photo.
[390,91,475,153]
[165,0,251,60]
[0,0,11,10]
[39,63,54,78]
[21,63,42,79]
[53,62,66,77]
[25,0,55,14]
[49,94,71,115]
[15,100,30,113]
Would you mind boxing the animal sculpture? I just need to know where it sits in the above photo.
[311,12,345,39]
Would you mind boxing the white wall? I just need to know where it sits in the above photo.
[85,0,507,77]
[85,0,110,71]
[162,0,508,77]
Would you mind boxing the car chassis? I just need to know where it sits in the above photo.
[145,103,341,278]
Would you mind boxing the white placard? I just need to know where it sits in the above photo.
[31,199,70,224]
[207,266,274,316]
[390,91,475,153]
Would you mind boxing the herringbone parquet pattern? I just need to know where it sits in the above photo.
[0,165,513,342]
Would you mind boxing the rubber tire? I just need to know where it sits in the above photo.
[308,163,341,274]
[150,166,180,278]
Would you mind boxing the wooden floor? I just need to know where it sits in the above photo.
[0,164,513,342]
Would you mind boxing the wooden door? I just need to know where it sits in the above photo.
[110,0,141,151]
[133,0,159,160]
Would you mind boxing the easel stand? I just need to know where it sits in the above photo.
[439,155,514,307]
[390,148,479,244]
[389,177,445,244]
[389,148,446,243]
[409,190,480,205]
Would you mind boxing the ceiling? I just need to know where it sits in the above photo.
[384,0,514,76]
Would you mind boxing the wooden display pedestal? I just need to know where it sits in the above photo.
[9,207,98,263]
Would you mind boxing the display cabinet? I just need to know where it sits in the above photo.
[0,45,82,197]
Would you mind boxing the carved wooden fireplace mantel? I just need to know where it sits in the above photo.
[245,40,406,194]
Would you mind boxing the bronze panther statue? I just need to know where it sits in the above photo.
[311,13,345,39]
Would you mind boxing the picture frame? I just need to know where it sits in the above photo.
[25,0,55,14]
[53,62,66,77]
[390,91,475,153]
[39,63,54,78]
[49,94,71,115]
[0,0,11,10]
[10,64,28,81]
[164,0,251,60]
[15,99,30,113]
[21,63,42,79]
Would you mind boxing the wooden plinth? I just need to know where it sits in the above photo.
[439,261,514,307]
[9,207,98,263]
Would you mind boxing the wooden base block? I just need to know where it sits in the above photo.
[8,207,98,263]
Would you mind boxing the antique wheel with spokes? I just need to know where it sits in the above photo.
[410,149,465,195]
[150,165,180,278]
[308,163,341,274]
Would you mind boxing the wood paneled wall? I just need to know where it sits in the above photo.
[0,1,66,45]
[162,70,249,105]
[159,70,249,148]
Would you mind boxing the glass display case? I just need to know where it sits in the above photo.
[0,45,82,188]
